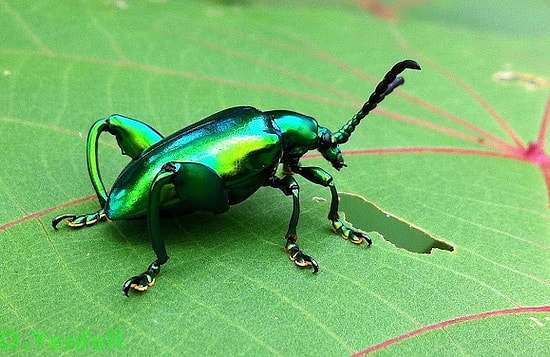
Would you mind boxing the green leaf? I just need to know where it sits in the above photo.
[1,1,549,355]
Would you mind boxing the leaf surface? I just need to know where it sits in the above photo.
[1,1,549,355]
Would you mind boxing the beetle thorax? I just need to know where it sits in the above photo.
[268,110,320,157]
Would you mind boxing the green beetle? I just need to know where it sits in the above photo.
[53,60,420,296]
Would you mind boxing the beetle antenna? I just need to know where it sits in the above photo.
[332,60,421,144]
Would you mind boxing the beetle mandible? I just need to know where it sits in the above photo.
[52,60,420,296]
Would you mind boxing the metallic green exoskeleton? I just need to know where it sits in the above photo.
[52,60,420,296]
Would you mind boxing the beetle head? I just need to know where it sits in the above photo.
[317,127,346,170]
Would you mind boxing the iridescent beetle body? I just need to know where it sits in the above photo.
[107,107,282,219]
[52,60,420,296]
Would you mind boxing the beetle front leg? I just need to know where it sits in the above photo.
[269,175,319,273]
[292,165,372,246]
[327,183,372,245]
[122,163,174,296]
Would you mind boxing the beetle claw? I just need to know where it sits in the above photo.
[52,210,106,230]
[52,214,79,230]
[122,275,155,296]
[331,219,372,246]
[285,237,319,274]
[289,251,319,273]
[122,260,161,296]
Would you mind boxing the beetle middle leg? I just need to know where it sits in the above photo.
[292,165,372,246]
[122,161,230,295]
[269,175,319,273]
[122,162,174,296]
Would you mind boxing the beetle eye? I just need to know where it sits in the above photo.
[319,131,332,148]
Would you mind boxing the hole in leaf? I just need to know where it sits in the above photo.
[492,70,548,90]
[338,193,454,254]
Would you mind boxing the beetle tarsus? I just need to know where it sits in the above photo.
[122,260,161,296]
[51,210,106,230]
[331,219,372,246]
[285,237,319,274]
[52,214,78,230]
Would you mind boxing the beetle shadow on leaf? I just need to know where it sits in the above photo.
[110,191,288,267]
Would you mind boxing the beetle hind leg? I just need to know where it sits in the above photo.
[52,209,106,230]
[87,115,164,206]
[52,115,163,231]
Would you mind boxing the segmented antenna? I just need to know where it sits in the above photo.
[332,60,421,144]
